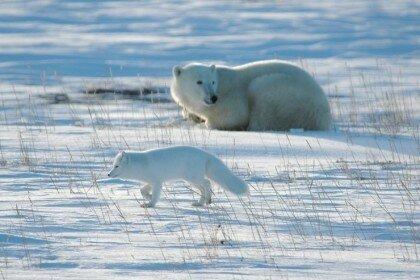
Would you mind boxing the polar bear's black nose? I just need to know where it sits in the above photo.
[211,96,218,103]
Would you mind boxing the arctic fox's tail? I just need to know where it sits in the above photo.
[205,156,248,195]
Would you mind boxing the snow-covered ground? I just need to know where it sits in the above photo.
[0,1,418,279]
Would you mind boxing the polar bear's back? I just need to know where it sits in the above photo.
[234,60,314,83]
[247,73,330,130]
[234,60,332,131]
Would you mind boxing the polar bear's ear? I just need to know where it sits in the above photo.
[210,64,216,72]
[173,65,182,77]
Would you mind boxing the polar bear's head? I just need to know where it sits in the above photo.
[172,63,219,107]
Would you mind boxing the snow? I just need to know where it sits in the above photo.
[0,0,418,279]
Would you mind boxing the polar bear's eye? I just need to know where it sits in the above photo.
[212,81,215,85]
[115,165,119,168]
[196,81,203,85]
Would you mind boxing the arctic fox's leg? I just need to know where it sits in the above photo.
[201,179,212,205]
[191,179,212,206]
[140,184,152,200]
[141,183,162,208]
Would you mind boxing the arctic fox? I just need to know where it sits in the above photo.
[107,146,248,207]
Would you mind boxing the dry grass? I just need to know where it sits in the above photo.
[0,63,418,278]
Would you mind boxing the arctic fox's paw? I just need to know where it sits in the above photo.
[140,185,152,200]
[192,201,205,207]
[141,193,152,200]
[140,202,155,208]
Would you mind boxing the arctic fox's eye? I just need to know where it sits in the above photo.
[115,165,119,168]
[196,81,203,85]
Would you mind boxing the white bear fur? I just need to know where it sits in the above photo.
[170,60,332,131]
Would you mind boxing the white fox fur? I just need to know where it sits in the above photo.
[107,146,248,207]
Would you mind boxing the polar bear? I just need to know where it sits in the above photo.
[170,60,331,131]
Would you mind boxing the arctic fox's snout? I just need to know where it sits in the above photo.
[108,166,122,178]
[108,151,125,178]
[107,166,117,177]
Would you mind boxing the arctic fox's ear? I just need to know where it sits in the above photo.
[210,64,216,72]
[173,65,182,77]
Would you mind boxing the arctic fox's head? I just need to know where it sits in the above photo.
[172,63,219,107]
[108,151,129,178]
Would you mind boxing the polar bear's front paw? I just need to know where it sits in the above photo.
[188,114,204,123]
[140,202,155,208]
[205,120,217,130]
